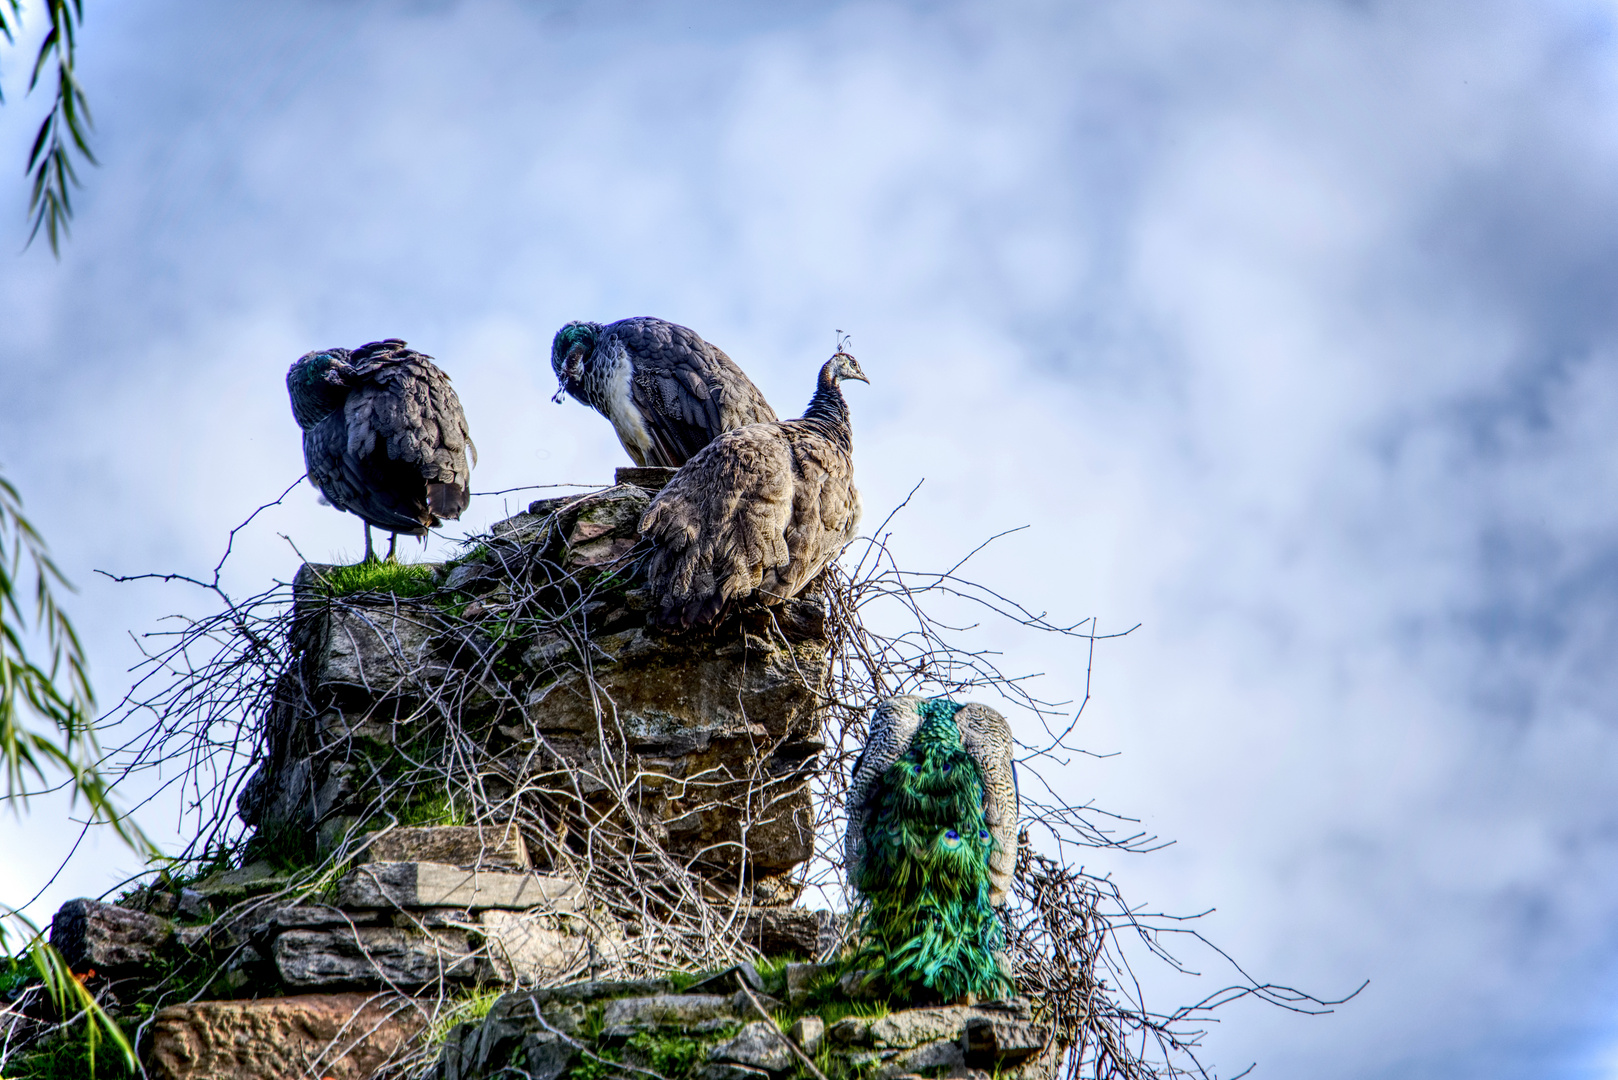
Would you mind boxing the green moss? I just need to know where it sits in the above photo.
[318,560,438,599]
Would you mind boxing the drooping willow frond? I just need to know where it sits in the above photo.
[0,470,146,851]
[1,0,96,255]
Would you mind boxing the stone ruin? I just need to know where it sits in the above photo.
[12,469,1064,1080]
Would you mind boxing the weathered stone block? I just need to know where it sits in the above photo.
[701,1065,774,1080]
[337,862,583,912]
[145,992,424,1080]
[360,825,529,870]
[877,1037,967,1078]
[710,1020,794,1072]
[309,601,448,694]
[601,994,741,1039]
[685,961,765,995]
[791,1015,824,1056]
[274,926,477,987]
[784,962,830,1005]
[563,485,649,567]
[523,1033,578,1080]
[520,603,827,882]
[830,1007,976,1050]
[478,909,609,983]
[786,965,834,1003]
[50,899,173,974]
[740,908,831,957]
[963,1015,1050,1065]
[437,981,672,1079]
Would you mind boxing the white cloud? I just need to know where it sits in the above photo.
[3,1,1618,1075]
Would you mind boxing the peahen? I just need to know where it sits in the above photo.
[637,348,866,629]
[550,316,777,467]
[845,695,1020,1003]
[287,339,476,562]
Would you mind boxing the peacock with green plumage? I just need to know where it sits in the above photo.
[845,695,1020,1003]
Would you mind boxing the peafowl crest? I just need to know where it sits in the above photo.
[846,695,1020,1003]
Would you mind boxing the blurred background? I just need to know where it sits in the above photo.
[4,1,1618,1076]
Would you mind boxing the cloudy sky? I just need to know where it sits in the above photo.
[4,0,1618,1075]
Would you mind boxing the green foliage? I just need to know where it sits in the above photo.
[624,1030,710,1080]
[0,472,142,1078]
[0,0,96,255]
[0,952,29,997]
[4,1027,136,1080]
[0,921,136,1079]
[317,559,438,599]
[0,473,135,841]
[565,1052,615,1080]
[423,986,504,1053]
[397,788,465,827]
[240,816,316,870]
[809,997,889,1028]
[851,698,1010,1003]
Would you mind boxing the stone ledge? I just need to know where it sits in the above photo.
[145,992,424,1080]
[337,861,584,912]
[601,994,743,1039]
[49,898,173,975]
[358,825,529,870]
[275,926,478,988]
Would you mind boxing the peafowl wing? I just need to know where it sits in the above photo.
[638,424,795,628]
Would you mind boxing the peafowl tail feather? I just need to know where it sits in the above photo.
[853,698,1012,1002]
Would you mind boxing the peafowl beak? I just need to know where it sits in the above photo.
[551,355,581,403]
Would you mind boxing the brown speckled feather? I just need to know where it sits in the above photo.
[639,351,867,629]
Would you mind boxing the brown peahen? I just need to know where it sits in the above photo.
[637,348,867,629]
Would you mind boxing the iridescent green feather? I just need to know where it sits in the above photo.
[852,697,1012,1001]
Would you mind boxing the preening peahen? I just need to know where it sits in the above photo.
[287,339,476,562]
[845,695,1020,1003]
[637,348,866,629]
[550,316,777,467]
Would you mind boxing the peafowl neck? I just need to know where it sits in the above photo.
[800,360,853,451]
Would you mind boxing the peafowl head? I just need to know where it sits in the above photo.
[829,350,869,385]
[287,348,355,429]
[550,321,601,401]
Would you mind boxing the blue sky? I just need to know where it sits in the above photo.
[4,1,1618,1076]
